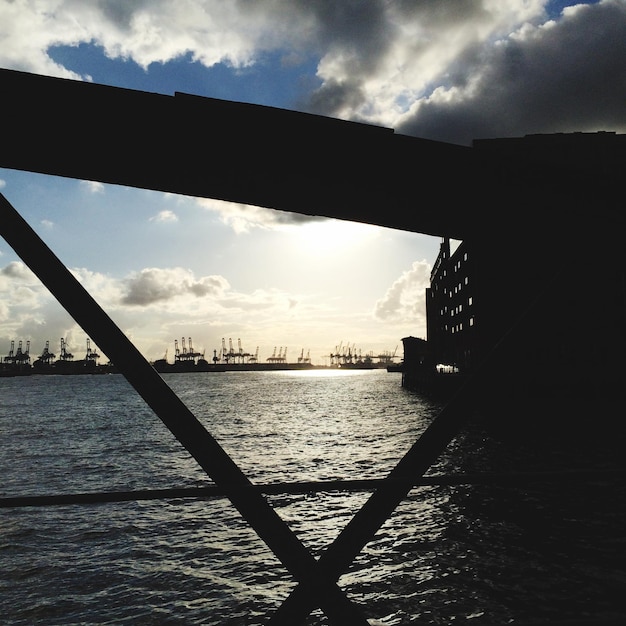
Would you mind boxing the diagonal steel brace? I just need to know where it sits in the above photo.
[269,266,566,625]
[0,193,368,625]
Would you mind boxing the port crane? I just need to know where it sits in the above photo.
[3,340,15,364]
[59,338,73,361]
[174,337,203,364]
[297,349,312,364]
[2,340,30,368]
[37,340,56,365]
[221,337,239,363]
[85,338,100,365]
[266,346,277,363]
[11,340,30,365]
[266,347,287,364]
[376,345,398,364]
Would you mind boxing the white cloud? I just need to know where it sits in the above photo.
[196,198,323,233]
[121,266,229,306]
[0,179,6,189]
[80,180,105,193]
[1,1,622,146]
[69,267,124,304]
[150,209,179,223]
[1,261,39,284]
[0,0,308,78]
[374,260,431,329]
[307,0,547,124]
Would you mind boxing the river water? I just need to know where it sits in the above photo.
[1,369,624,625]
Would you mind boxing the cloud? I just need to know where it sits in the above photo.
[0,0,308,77]
[305,0,547,123]
[69,267,124,304]
[1,261,38,283]
[0,261,66,345]
[374,260,431,327]
[121,267,229,305]
[196,198,324,233]
[0,261,233,358]
[396,0,626,144]
[2,1,623,147]
[149,209,179,223]
[80,180,105,193]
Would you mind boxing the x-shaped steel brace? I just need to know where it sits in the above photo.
[0,192,377,623]
[1,193,542,624]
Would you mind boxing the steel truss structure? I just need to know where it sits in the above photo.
[1,68,624,625]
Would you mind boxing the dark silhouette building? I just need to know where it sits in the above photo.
[401,131,626,438]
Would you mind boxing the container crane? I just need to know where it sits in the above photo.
[227,338,237,363]
[187,337,202,361]
[60,338,73,361]
[38,340,56,365]
[86,338,100,364]
[13,340,30,365]
[237,338,251,363]
[3,340,15,364]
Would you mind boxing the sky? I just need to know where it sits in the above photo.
[0,0,625,366]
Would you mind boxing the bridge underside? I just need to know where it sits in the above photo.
[3,68,621,242]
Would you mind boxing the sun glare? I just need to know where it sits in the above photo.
[293,219,380,256]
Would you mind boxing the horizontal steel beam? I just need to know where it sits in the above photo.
[3,469,623,508]
[0,68,548,240]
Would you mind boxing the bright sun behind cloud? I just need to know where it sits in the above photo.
[288,218,380,256]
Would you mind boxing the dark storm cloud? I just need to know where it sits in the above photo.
[293,0,396,117]
[397,0,626,144]
[306,77,368,119]
[94,0,145,29]
[308,0,393,68]
[297,0,554,124]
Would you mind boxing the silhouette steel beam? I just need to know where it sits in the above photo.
[0,68,487,240]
